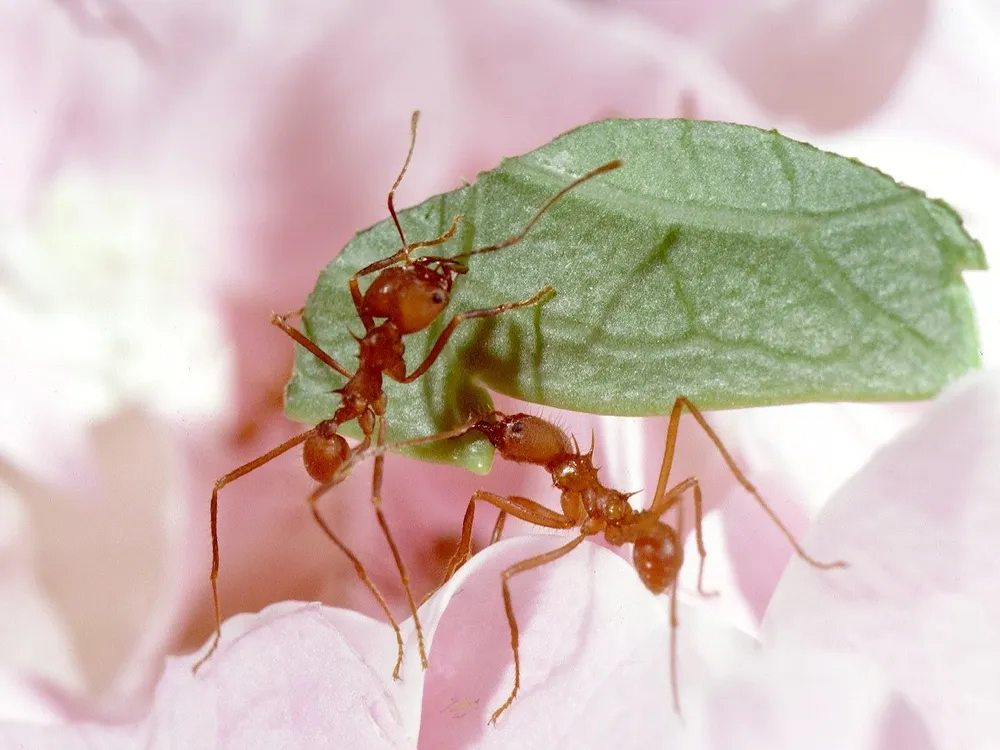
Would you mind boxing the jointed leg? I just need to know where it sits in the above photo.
[192,428,315,674]
[490,511,508,545]
[672,498,684,713]
[306,493,407,680]
[669,563,681,715]
[654,397,846,570]
[297,429,409,678]
[401,286,556,383]
[370,415,429,670]
[441,490,577,587]
[491,534,588,725]
[271,308,353,379]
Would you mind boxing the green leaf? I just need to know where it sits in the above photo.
[285,118,987,473]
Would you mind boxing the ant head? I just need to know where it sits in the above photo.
[361,260,456,334]
[632,524,681,594]
[474,412,573,468]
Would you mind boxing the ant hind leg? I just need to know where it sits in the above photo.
[192,427,317,674]
[371,415,429,670]
[656,397,847,571]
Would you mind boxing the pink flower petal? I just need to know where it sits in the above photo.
[153,602,416,749]
[418,535,679,747]
[764,369,1000,749]
[607,0,929,130]
[693,648,938,750]
[872,1,1000,160]
[0,410,191,711]
[710,402,924,623]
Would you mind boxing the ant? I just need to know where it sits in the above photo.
[192,110,622,677]
[340,398,847,723]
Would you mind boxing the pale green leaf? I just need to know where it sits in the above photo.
[285,119,986,472]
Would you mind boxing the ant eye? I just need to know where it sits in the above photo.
[510,421,524,434]
[431,291,444,304]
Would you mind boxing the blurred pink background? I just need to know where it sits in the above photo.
[1,0,998,746]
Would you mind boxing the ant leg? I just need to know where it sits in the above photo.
[192,428,315,674]
[370,415,429,670]
[449,491,577,579]
[687,482,716,598]
[401,286,556,383]
[491,534,588,725]
[671,498,685,714]
[669,563,681,715]
[490,511,508,545]
[428,492,575,605]
[271,310,353,379]
[655,398,847,570]
[405,216,462,255]
[297,430,408,678]
[306,491,407,680]
[441,506,507,585]
[440,497,479,586]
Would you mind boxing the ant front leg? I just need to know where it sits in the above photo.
[654,397,847,571]
[271,309,353,379]
[401,286,556,383]
[491,534,588,725]
[440,490,577,586]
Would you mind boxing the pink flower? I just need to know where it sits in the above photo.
[0,0,997,746]
[3,369,997,748]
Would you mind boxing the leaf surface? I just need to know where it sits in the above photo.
[286,119,986,471]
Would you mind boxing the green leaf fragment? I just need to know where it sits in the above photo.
[285,119,987,473]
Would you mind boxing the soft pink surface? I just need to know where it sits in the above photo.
[7,365,999,748]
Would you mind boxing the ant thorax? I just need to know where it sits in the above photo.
[550,453,598,492]
[356,324,405,377]
[551,454,633,526]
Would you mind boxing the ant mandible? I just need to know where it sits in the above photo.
[402,399,848,724]
[192,110,622,677]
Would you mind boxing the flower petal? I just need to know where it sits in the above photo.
[764,369,1000,750]
[150,602,417,749]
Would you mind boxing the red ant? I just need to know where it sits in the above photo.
[341,399,847,723]
[192,110,622,677]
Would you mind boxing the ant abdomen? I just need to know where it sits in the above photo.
[303,427,350,483]
[632,526,682,595]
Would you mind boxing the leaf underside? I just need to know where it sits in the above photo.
[285,118,986,473]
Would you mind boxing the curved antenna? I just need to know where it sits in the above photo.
[387,110,421,255]
[451,159,622,261]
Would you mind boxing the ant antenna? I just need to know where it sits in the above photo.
[452,159,622,261]
[387,110,421,256]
